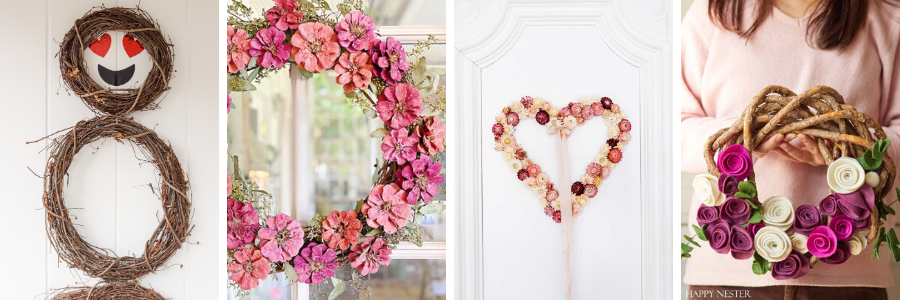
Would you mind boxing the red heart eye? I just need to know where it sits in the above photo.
[89,34,112,57]
[123,34,145,58]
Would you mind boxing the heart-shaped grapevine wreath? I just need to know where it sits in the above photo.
[491,95,633,222]
[683,85,900,280]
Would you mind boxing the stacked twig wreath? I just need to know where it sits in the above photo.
[59,6,174,115]
[47,281,166,300]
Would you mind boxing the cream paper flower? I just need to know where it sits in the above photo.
[693,174,726,206]
[608,126,620,138]
[502,148,516,161]
[754,227,792,262]
[790,232,808,254]
[761,196,795,230]
[599,145,611,157]
[551,199,560,210]
[533,97,545,107]
[549,107,560,117]
[508,160,523,171]
[532,184,547,196]
[827,157,865,194]
[524,177,538,190]
[538,197,548,207]
[563,116,577,130]
[537,173,550,185]
[510,101,524,114]
[525,106,539,118]
[848,232,868,255]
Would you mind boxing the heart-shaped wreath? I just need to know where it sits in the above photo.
[682,86,900,280]
[226,0,446,298]
[491,95,633,222]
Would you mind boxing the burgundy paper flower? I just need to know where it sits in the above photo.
[807,226,838,258]
[696,204,720,225]
[819,194,840,216]
[381,128,419,164]
[370,37,410,84]
[720,197,751,226]
[619,119,631,133]
[322,210,362,250]
[293,243,339,285]
[227,26,252,73]
[793,204,821,236]
[376,83,423,129]
[398,155,444,204]
[336,11,376,52]
[250,28,291,69]
[552,210,562,223]
[536,110,550,125]
[829,215,854,240]
[335,51,374,92]
[349,237,392,276]
[228,247,272,290]
[583,184,598,198]
[608,148,623,163]
[571,182,585,196]
[492,123,504,136]
[600,97,613,109]
[820,241,851,264]
[717,174,739,196]
[227,198,260,250]
[716,144,752,181]
[729,225,754,259]
[506,112,520,126]
[521,96,533,108]
[258,213,305,262]
[517,169,529,181]
[705,220,732,254]
[606,138,619,147]
[291,22,341,73]
[417,116,446,156]
[363,183,412,234]
[265,0,303,31]
[771,251,810,280]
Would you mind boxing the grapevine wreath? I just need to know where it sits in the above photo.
[226,0,446,298]
[682,85,900,280]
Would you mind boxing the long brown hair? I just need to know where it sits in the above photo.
[708,0,871,50]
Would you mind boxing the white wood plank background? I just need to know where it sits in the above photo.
[0,0,219,299]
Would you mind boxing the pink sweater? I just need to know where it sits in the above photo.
[682,0,900,287]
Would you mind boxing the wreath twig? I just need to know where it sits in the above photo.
[47,280,165,300]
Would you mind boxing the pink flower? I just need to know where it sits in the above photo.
[417,116,446,155]
[336,11,376,52]
[226,94,233,114]
[369,37,410,84]
[618,132,631,143]
[376,83,423,129]
[293,243,338,285]
[363,183,412,234]
[335,51,374,92]
[397,156,444,204]
[265,0,303,31]
[381,128,419,164]
[591,102,604,115]
[227,26,251,73]
[584,184,598,198]
[546,189,559,201]
[349,237,392,276]
[527,164,541,177]
[249,28,291,69]
[322,210,362,250]
[227,199,260,250]
[258,213,305,262]
[586,162,602,178]
[600,166,611,179]
[226,171,233,195]
[228,247,272,290]
[291,22,340,73]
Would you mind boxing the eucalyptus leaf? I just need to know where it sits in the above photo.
[329,277,345,300]
[681,243,694,257]
[283,262,298,282]
[419,201,446,215]
[370,128,388,138]
[693,224,708,242]
[363,107,378,119]
[365,227,382,236]
[684,235,701,247]
[411,57,427,85]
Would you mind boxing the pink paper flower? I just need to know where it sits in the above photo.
[376,83,423,129]
[584,184,598,198]
[381,128,419,164]
[586,162,602,178]
[349,237,392,276]
[250,28,291,69]
[293,243,339,285]
[527,164,541,177]
[227,26,251,73]
[335,51,374,92]
[363,183,412,234]
[336,11,376,52]
[228,247,272,290]
[370,37,410,84]
[265,0,303,31]
[397,155,444,204]
[322,210,362,250]
[226,94,233,114]
[258,213,305,262]
[608,148,623,163]
[227,198,260,250]
[417,116,446,155]
[291,22,340,73]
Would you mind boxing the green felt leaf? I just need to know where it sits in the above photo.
[873,227,886,260]
[419,201,446,215]
[888,228,900,262]
[736,181,757,199]
[748,210,762,224]
[859,139,889,171]
[329,277,345,300]
[734,192,752,199]
[684,235,701,247]
[744,199,758,210]
[283,262,298,282]
[752,261,764,275]
[693,224,708,242]
[753,252,769,275]
[681,243,694,258]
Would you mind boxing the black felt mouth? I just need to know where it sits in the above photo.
[98,64,135,86]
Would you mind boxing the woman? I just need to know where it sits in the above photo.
[682,0,900,298]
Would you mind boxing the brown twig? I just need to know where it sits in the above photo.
[47,280,165,300]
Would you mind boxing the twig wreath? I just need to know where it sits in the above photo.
[59,6,174,115]
[226,0,446,298]
[681,85,900,280]
[47,281,165,300]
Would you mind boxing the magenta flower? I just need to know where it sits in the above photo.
[258,213,305,262]
[249,28,291,69]
[293,243,339,285]
[226,94,233,114]
[370,37,410,84]
[336,11,376,52]
[376,83,423,129]
[265,0,303,31]
[381,128,419,164]
[807,226,838,258]
[771,251,810,280]
[716,144,752,181]
[397,156,444,204]
[417,116,446,155]
[349,237,392,276]
[227,26,251,74]
[228,247,272,290]
[335,51,374,92]
[363,183,412,234]
[227,198,260,250]
[322,210,362,250]
[291,22,341,73]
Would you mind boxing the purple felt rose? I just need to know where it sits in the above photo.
[820,241,851,265]
[716,144,753,181]
[706,220,732,254]
[697,204,720,225]
[729,225,754,259]
[853,217,871,229]
[819,194,840,217]
[807,226,838,258]
[793,204,821,236]
[720,197,751,226]
[836,185,875,220]
[829,215,854,240]
[718,174,739,195]
[771,251,810,280]
[747,223,765,238]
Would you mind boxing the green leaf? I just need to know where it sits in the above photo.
[283,262,298,282]
[682,253,692,258]
[411,56,427,85]
[681,243,694,258]
[693,224,708,242]
[736,181,757,199]
[752,252,769,275]
[365,227,382,236]
[329,277,345,300]
[752,261,764,275]
[748,210,762,224]
[297,65,314,79]
[370,128,388,138]
[872,227,886,260]
[355,199,365,213]
[859,139,890,171]
[419,201,446,215]
[888,228,900,262]
[744,199,758,210]
[684,235,701,247]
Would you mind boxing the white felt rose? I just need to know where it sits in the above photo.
[693,174,726,206]
[754,227,792,262]
[848,232,868,255]
[762,196,795,230]
[790,232,808,254]
[827,157,865,194]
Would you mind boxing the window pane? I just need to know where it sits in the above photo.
[228,273,293,300]
[369,0,447,27]
[310,260,447,300]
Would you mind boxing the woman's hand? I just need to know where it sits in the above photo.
[753,133,785,158]
[777,134,827,166]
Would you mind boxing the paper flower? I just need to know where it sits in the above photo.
[265,0,303,31]
[771,251,809,280]
[381,128,419,165]
[492,123,504,136]
[227,199,260,250]
[370,37,410,84]
[506,112,520,126]
[747,223,765,238]
[536,110,550,125]
[705,220,732,254]
[820,241,851,264]
[792,204,821,236]
[828,215,854,240]
[717,174,738,196]
[398,155,444,204]
[376,83,423,129]
[761,196,794,231]
[546,189,559,201]
[349,237,392,276]
[517,169,528,180]
[571,182,585,196]
[729,225,754,259]
[807,226,838,258]
[258,213,305,262]
[618,132,632,143]
[608,148,623,163]
[754,227,792,262]
[250,28,291,69]
[583,183,598,198]
[363,183,412,234]
[790,232,808,254]
[716,145,752,181]
[291,22,340,73]
[417,116,446,156]
[336,11,376,52]
[228,247,272,290]
[293,243,339,285]
[322,210,362,250]
[836,184,875,220]
[827,157,865,194]
[619,119,631,133]
[848,232,868,255]
[227,171,233,195]
[335,51,374,92]
[721,197,751,225]
[227,26,251,73]
[693,174,725,206]
[585,162,602,178]
[819,194,840,216]
[696,204,720,225]
[600,97,613,109]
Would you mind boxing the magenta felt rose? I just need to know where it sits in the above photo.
[729,225,754,259]
[720,197,751,226]
[829,215,854,240]
[771,251,810,280]
[747,223,765,238]
[716,144,753,181]
[836,184,875,220]
[336,11,376,52]
[376,83,423,129]
[807,226,838,258]
[705,220,732,254]
[819,194,840,216]
[258,213,305,262]
[853,217,871,229]
[820,241,851,264]
[717,174,739,195]
[792,204,821,236]
[227,198,260,249]
[696,204,720,225]
[293,243,339,285]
